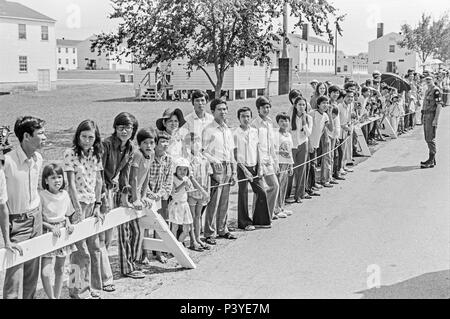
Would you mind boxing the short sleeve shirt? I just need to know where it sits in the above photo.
[63,148,103,204]
[40,190,74,223]
[309,110,329,149]
[0,169,7,205]
[131,150,152,196]
[274,131,294,165]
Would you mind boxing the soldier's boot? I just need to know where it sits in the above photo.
[421,154,435,169]
[420,154,432,165]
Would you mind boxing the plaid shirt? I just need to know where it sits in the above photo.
[148,153,173,200]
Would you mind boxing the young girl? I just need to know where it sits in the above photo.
[64,120,104,299]
[187,135,211,251]
[40,164,76,299]
[168,158,195,246]
[388,95,402,136]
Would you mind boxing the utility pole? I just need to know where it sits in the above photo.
[278,1,293,95]
[334,23,338,75]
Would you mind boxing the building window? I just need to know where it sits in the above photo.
[58,58,62,64]
[301,43,303,51]
[344,65,348,72]
[58,47,61,53]
[41,26,49,41]
[313,59,316,65]
[73,48,76,54]
[389,45,395,53]
[313,45,316,52]
[66,48,69,54]
[19,56,28,72]
[66,59,69,65]
[18,24,26,39]
[73,59,76,65]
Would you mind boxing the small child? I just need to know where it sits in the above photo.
[389,95,402,135]
[168,158,195,246]
[327,107,341,184]
[123,127,157,279]
[40,164,76,299]
[274,112,294,217]
[187,135,211,251]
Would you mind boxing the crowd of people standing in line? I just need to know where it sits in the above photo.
[0,67,447,299]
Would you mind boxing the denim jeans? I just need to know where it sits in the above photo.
[68,202,103,299]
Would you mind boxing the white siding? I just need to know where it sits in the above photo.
[56,46,78,70]
[368,32,420,75]
[0,17,56,85]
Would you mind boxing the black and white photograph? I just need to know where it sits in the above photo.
[0,0,449,305]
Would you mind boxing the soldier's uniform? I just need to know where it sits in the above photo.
[421,82,443,168]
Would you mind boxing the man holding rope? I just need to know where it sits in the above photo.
[420,75,443,169]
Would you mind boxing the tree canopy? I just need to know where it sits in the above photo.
[92,0,345,97]
[398,13,450,69]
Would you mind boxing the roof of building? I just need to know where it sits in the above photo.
[0,0,55,22]
[57,39,82,47]
[289,33,333,46]
[369,32,402,44]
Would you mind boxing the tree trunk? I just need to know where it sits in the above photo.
[215,73,224,99]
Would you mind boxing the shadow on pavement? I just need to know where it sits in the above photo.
[370,166,421,173]
[355,269,450,299]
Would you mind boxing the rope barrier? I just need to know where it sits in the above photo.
[206,110,419,190]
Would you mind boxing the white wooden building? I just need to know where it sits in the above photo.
[0,0,57,91]
[56,38,80,70]
[337,51,368,75]
[77,35,132,71]
[368,23,420,76]
[133,59,267,101]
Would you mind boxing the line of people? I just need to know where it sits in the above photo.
[1,69,435,299]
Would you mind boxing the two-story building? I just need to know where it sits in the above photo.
[0,0,57,91]
[77,35,132,71]
[368,23,421,76]
[337,51,368,75]
[56,38,80,70]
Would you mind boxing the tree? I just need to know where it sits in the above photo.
[92,0,344,98]
[398,13,450,71]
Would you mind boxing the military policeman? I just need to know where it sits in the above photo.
[420,75,443,168]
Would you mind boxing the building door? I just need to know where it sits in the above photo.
[387,61,396,73]
[37,69,51,91]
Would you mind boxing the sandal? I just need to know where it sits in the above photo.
[103,284,116,292]
[200,243,211,250]
[189,245,204,252]
[125,270,145,279]
[204,237,217,245]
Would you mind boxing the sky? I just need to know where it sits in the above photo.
[14,0,450,55]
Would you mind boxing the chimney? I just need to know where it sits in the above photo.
[377,23,384,39]
[302,23,309,41]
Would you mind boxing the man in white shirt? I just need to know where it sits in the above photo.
[233,107,271,231]
[202,99,237,244]
[184,90,214,151]
[252,97,285,220]
[1,116,46,299]
[308,96,333,194]
[338,91,355,174]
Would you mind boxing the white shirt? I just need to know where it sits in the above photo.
[309,110,329,149]
[202,121,235,163]
[4,146,43,215]
[274,131,294,165]
[289,107,313,148]
[233,126,259,167]
[338,102,353,139]
[40,190,74,223]
[0,169,7,205]
[252,116,276,165]
[166,127,189,159]
[327,116,341,139]
[184,112,214,150]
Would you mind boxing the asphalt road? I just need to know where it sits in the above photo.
[147,111,450,299]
